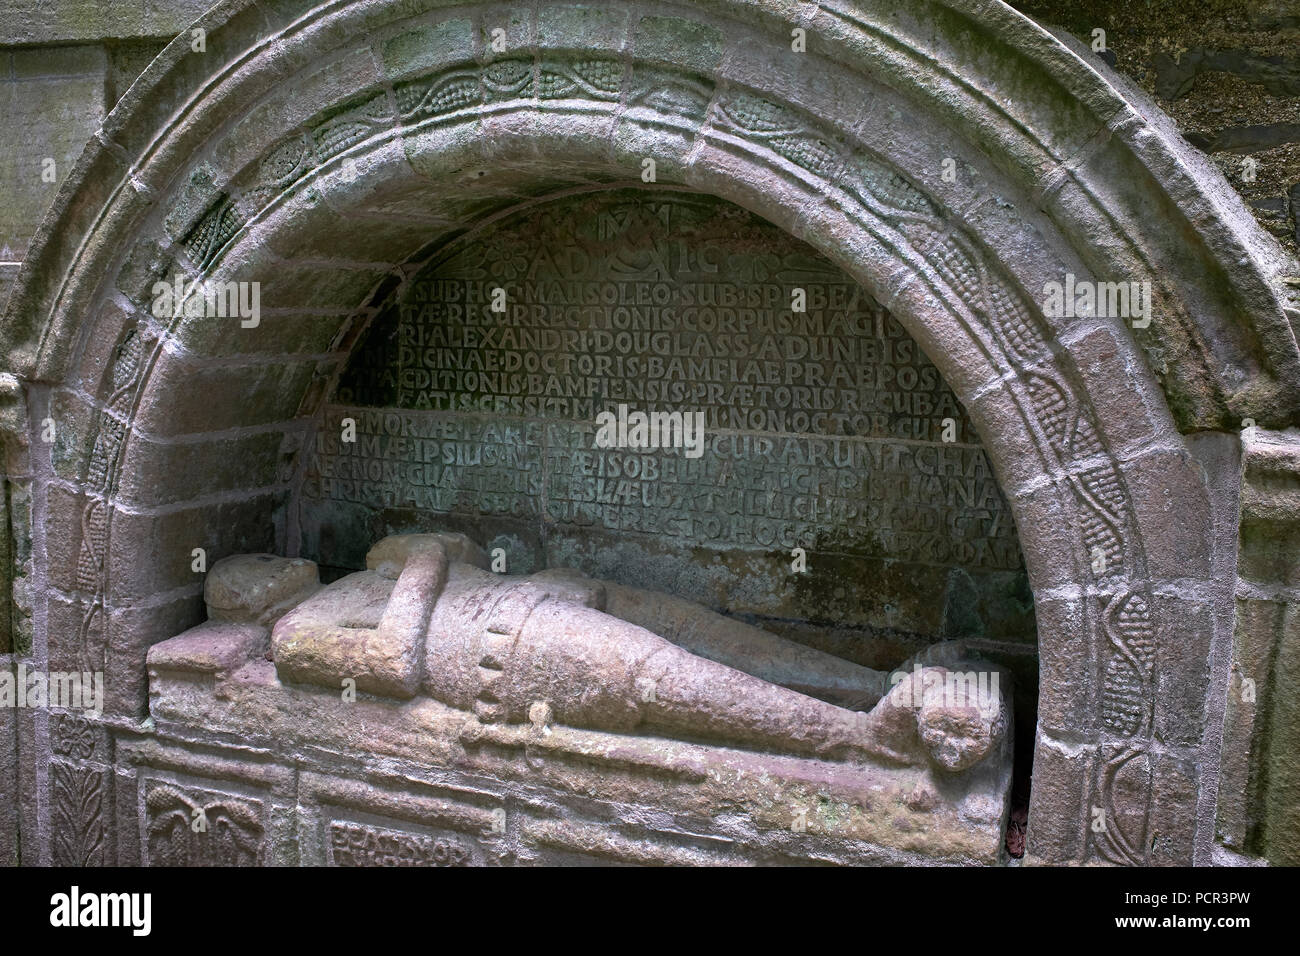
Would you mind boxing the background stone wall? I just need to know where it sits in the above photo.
[1012,0,1300,257]
[0,3,209,307]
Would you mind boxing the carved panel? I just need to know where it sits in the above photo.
[50,762,106,866]
[327,821,478,867]
[52,714,98,760]
[143,782,265,867]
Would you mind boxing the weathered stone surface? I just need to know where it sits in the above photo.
[0,0,213,44]
[0,46,106,280]
[4,0,1298,870]
[0,658,16,865]
[1153,49,1300,101]
[204,554,320,627]
[1187,123,1300,155]
[1221,426,1300,865]
[314,190,1034,653]
[150,531,1016,864]
[147,620,265,678]
[1218,597,1282,852]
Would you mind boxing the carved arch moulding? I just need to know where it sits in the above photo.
[4,0,1299,867]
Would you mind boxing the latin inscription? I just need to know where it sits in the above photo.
[306,411,1020,568]
[328,821,475,867]
[311,191,1026,605]
[337,193,966,443]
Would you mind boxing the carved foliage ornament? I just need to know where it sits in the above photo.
[144,784,265,867]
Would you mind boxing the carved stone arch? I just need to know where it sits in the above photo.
[6,0,1296,866]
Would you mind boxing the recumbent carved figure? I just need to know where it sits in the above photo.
[205,532,1010,774]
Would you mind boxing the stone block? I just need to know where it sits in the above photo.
[0,0,213,43]
[1149,750,1200,866]
[631,15,724,73]
[1034,597,1095,739]
[1025,739,1090,863]
[1122,447,1213,582]
[1009,479,1082,594]
[0,53,106,262]
[537,4,630,52]
[1151,592,1213,748]
[68,301,144,398]
[41,483,91,596]
[46,388,101,485]
[1065,322,1169,460]
[381,18,476,83]
[105,492,286,606]
[1259,601,1300,864]
[133,351,321,438]
[0,666,16,865]
[968,380,1045,498]
[148,620,267,677]
[115,428,300,508]
[1217,597,1280,849]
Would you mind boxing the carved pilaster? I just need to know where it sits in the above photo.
[1220,427,1300,864]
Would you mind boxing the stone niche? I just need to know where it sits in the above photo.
[147,187,1040,866]
[304,188,1036,674]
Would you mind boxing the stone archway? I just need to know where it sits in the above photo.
[4,0,1296,866]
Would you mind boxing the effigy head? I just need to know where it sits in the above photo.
[917,678,1010,772]
[885,657,1011,773]
[204,553,320,627]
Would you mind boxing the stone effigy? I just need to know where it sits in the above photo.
[148,531,1013,865]
[274,532,1009,773]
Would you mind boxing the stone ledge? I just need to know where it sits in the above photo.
[0,0,212,45]
[146,620,266,678]
[147,621,1015,865]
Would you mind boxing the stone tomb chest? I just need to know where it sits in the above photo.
[148,189,1035,865]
